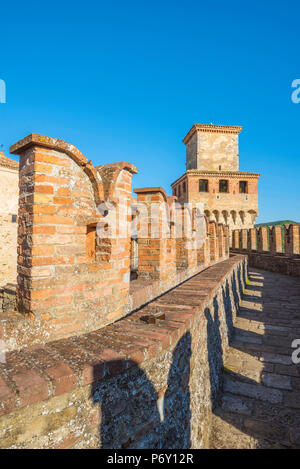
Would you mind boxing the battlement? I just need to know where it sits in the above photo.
[0,133,232,352]
[0,132,248,449]
[231,224,300,276]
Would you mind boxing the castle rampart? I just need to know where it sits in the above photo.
[231,224,300,276]
[0,133,231,353]
[0,132,249,449]
[0,254,247,449]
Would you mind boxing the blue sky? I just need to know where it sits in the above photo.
[1,0,299,223]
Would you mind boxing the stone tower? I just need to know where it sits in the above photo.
[185,123,241,171]
[171,124,260,231]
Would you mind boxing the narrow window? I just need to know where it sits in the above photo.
[219,180,229,193]
[11,215,17,223]
[239,181,248,193]
[183,181,186,193]
[86,225,96,261]
[219,165,222,170]
[178,185,181,197]
[199,179,209,192]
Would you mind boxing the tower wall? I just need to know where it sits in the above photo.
[184,124,242,172]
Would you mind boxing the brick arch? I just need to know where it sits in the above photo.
[10,133,105,206]
[230,210,237,225]
[204,214,209,234]
[239,210,245,224]
[97,161,138,203]
[204,209,211,221]
[248,209,258,225]
[222,210,229,224]
[212,209,220,223]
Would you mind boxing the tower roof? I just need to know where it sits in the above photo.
[183,123,243,144]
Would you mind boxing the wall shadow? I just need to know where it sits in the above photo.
[91,332,192,449]
[205,300,224,405]
[209,269,300,449]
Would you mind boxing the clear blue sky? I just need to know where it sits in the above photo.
[1,0,299,223]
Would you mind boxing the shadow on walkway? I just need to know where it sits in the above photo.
[209,268,300,449]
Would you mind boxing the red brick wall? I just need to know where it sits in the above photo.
[269,225,282,253]
[285,224,300,256]
[2,134,230,352]
[11,135,137,343]
[257,227,268,252]
[232,225,300,256]
[134,188,176,282]
[231,225,300,277]
[0,254,248,449]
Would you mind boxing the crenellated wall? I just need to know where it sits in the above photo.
[0,254,247,449]
[0,134,230,353]
[8,134,137,346]
[231,225,300,276]
[0,133,241,449]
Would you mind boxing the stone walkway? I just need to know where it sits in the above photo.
[210,268,300,449]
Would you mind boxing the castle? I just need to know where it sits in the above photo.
[171,124,260,231]
[0,123,260,289]
[0,126,298,449]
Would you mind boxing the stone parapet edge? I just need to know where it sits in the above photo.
[0,254,246,418]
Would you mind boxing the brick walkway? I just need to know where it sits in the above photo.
[210,268,300,449]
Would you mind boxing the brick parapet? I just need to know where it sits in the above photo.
[11,134,137,344]
[257,226,268,252]
[231,224,300,256]
[0,254,247,448]
[231,224,300,276]
[269,225,283,253]
[1,133,230,352]
[285,224,300,256]
[245,252,300,277]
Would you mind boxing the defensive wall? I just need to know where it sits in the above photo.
[231,225,300,277]
[0,133,248,448]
